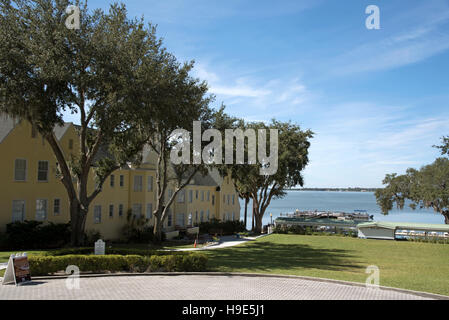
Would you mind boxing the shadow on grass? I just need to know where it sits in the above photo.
[206,241,363,273]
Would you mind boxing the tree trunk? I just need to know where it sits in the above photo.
[443,211,449,225]
[244,197,249,230]
[69,199,87,246]
[251,200,255,232]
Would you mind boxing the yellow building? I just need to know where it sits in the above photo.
[0,116,241,240]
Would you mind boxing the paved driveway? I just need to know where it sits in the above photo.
[0,274,441,300]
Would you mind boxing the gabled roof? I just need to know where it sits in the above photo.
[53,122,72,140]
[0,114,73,143]
[0,114,18,143]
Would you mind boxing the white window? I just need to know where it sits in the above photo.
[146,203,153,219]
[147,176,153,192]
[132,203,142,218]
[177,190,185,203]
[119,204,124,217]
[176,213,185,227]
[53,199,61,216]
[35,199,48,221]
[188,213,193,226]
[167,213,172,227]
[189,190,193,203]
[14,159,27,181]
[94,205,102,224]
[133,175,143,192]
[109,204,114,218]
[12,200,25,222]
[37,161,49,182]
[225,212,230,221]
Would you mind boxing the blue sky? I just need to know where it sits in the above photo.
[75,0,449,188]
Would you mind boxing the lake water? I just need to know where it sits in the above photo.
[239,191,445,229]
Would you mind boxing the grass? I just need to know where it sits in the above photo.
[204,234,449,296]
[1,234,447,296]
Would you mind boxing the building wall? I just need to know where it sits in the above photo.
[0,120,241,240]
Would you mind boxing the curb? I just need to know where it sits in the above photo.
[30,272,449,300]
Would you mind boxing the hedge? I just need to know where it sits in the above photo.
[28,253,208,276]
[45,247,189,257]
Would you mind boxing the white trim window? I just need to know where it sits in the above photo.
[120,175,125,187]
[147,176,153,192]
[134,175,143,192]
[132,203,142,218]
[12,200,25,222]
[188,213,193,226]
[146,203,153,219]
[177,190,185,203]
[53,199,61,216]
[14,159,27,181]
[35,199,48,221]
[176,213,185,227]
[37,161,49,182]
[94,205,102,224]
[109,204,114,218]
[167,212,173,227]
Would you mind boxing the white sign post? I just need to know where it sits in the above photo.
[94,239,105,255]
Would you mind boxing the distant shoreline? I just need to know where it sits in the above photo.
[289,188,379,192]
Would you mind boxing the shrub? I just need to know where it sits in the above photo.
[45,247,189,257]
[28,252,208,275]
[4,221,71,249]
[83,229,102,246]
[199,219,245,235]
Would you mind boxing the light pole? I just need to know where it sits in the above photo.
[270,213,273,225]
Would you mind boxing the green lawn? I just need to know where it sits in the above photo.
[204,234,449,296]
[1,235,447,296]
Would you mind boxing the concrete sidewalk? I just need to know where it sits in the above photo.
[165,234,269,251]
[0,274,443,300]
